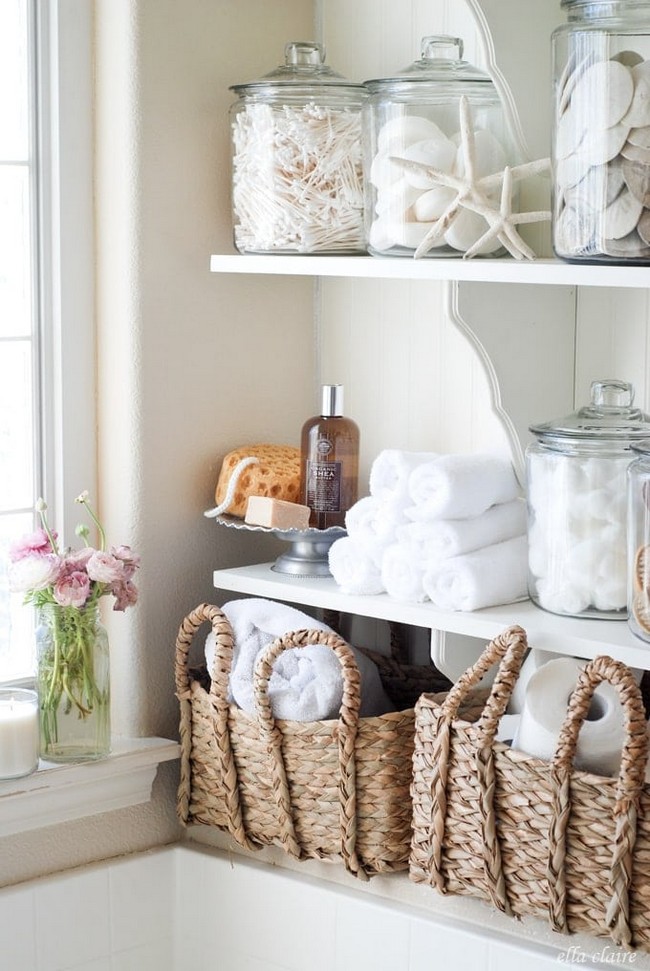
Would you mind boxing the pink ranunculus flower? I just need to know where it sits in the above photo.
[111,579,138,611]
[8,553,62,592]
[86,550,125,584]
[62,547,95,573]
[110,545,140,580]
[8,528,57,562]
[53,570,91,608]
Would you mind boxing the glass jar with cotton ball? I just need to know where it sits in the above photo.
[526,379,650,619]
[362,35,520,258]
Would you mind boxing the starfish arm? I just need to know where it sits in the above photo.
[462,224,501,260]
[480,157,551,192]
[389,157,460,191]
[510,209,552,225]
[413,200,462,259]
[501,223,538,260]
[458,95,477,184]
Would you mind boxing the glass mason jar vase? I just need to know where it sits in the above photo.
[229,41,367,254]
[36,604,110,762]
[552,0,650,263]
[363,35,519,258]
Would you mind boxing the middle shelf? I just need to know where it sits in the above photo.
[213,562,650,670]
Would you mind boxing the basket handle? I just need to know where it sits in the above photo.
[547,655,648,947]
[427,624,528,913]
[253,628,368,880]
[442,624,528,742]
[174,604,256,851]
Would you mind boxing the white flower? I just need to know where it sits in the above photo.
[8,553,61,593]
[75,490,89,504]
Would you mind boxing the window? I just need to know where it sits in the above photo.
[0,0,95,682]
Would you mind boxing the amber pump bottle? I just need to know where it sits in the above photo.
[300,385,360,529]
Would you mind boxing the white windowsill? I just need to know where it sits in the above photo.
[0,737,180,837]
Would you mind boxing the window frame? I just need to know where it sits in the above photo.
[35,0,96,545]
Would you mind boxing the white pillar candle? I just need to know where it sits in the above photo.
[0,689,39,779]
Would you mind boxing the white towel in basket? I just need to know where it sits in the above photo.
[204,598,393,720]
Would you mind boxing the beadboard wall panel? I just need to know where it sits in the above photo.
[575,288,650,414]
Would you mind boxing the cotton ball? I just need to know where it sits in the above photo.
[369,153,403,189]
[413,185,457,221]
[375,178,422,219]
[377,115,446,154]
[401,137,457,189]
[393,220,440,249]
[536,578,592,615]
[368,217,396,252]
[453,128,507,179]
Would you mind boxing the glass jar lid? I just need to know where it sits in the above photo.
[530,379,650,444]
[363,36,493,94]
[229,41,365,96]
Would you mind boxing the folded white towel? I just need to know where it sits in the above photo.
[422,535,528,611]
[369,449,438,503]
[396,498,527,561]
[328,536,386,596]
[205,598,393,719]
[406,453,521,522]
[381,543,429,603]
[345,494,408,565]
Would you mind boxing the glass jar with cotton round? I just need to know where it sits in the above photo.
[362,35,519,258]
[526,379,650,619]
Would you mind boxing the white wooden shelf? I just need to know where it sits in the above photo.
[211,253,650,288]
[213,563,650,670]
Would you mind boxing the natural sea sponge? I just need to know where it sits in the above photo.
[214,444,301,518]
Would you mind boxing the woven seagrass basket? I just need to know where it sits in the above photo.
[175,602,449,880]
[410,624,650,952]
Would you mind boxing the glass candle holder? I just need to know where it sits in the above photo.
[0,688,39,779]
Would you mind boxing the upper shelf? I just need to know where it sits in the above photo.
[212,563,650,670]
[211,254,650,288]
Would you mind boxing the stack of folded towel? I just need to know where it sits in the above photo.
[329,450,528,611]
[204,598,394,721]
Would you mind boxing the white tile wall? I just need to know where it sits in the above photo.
[0,845,638,970]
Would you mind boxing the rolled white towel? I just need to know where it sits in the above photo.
[381,542,429,603]
[345,494,408,564]
[396,498,526,561]
[328,536,386,596]
[422,535,528,611]
[406,453,521,521]
[205,598,393,719]
[369,449,438,503]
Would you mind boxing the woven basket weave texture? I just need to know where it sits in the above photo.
[410,625,650,951]
[175,603,449,880]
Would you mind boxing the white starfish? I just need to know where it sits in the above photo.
[390,95,551,260]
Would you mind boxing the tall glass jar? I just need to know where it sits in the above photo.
[36,604,111,761]
[627,440,650,640]
[363,36,519,258]
[229,42,367,255]
[526,379,650,619]
[552,1,650,263]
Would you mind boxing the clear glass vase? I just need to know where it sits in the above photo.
[36,603,111,761]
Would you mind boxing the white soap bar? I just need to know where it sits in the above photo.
[245,496,311,530]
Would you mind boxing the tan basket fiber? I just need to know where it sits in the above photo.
[176,603,447,880]
[410,624,650,951]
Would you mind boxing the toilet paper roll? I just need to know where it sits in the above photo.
[495,713,521,744]
[513,657,626,776]
[507,650,644,716]
[507,648,558,715]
